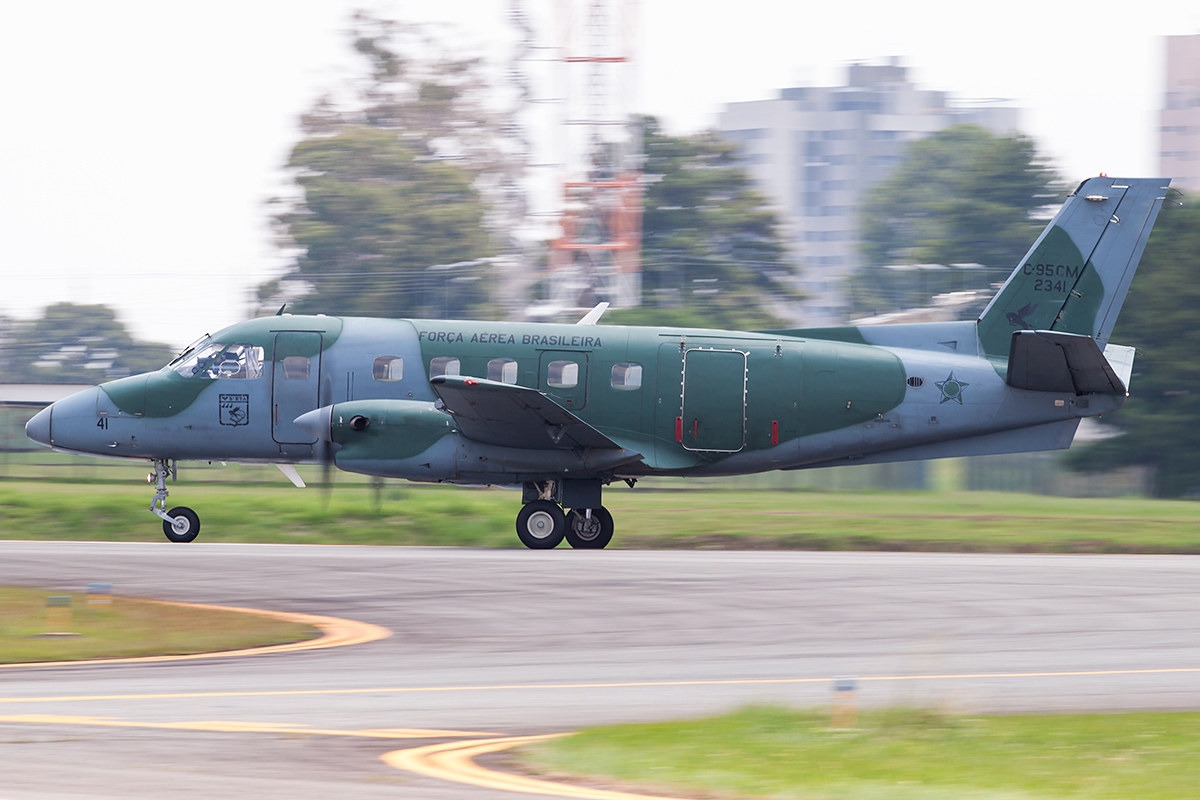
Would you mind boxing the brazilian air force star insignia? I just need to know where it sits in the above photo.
[935,372,969,405]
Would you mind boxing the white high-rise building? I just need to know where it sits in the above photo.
[719,60,1019,326]
[1160,34,1200,194]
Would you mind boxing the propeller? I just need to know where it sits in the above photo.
[315,437,335,507]
[295,406,336,507]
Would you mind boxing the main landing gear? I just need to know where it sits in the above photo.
[516,480,614,550]
[148,458,200,543]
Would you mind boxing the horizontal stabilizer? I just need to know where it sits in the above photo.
[1103,343,1136,391]
[429,375,634,452]
[1006,330,1127,395]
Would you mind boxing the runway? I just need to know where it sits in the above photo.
[2,541,1200,799]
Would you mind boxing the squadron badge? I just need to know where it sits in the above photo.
[219,394,250,426]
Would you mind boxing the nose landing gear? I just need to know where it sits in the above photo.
[148,459,200,543]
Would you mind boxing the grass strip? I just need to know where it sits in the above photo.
[519,705,1200,800]
[0,587,319,663]
[2,479,1200,552]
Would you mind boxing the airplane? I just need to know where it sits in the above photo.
[25,176,1168,549]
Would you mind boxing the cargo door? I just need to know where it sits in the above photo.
[681,348,747,452]
[272,332,322,444]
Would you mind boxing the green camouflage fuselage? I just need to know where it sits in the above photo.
[30,177,1167,488]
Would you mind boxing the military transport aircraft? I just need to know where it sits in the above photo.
[26,176,1168,548]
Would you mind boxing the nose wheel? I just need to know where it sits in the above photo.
[148,459,201,543]
[162,507,201,543]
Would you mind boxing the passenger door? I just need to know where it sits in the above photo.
[272,332,322,444]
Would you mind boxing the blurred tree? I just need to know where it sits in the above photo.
[1065,194,1200,497]
[263,13,515,319]
[0,303,172,384]
[267,126,490,318]
[849,125,1061,317]
[606,118,795,330]
[860,125,1061,266]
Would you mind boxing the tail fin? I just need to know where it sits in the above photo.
[977,177,1170,359]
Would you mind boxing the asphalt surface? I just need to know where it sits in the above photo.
[2,541,1200,799]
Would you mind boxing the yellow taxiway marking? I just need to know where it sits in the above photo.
[0,599,390,670]
[384,735,695,800]
[0,714,499,740]
[0,714,675,799]
[4,665,1200,704]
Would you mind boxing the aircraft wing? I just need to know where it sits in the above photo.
[429,375,631,451]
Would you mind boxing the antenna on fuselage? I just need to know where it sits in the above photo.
[276,304,287,316]
[576,302,610,325]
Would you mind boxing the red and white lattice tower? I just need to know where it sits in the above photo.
[550,0,641,310]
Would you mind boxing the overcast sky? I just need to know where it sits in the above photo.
[1,0,1198,347]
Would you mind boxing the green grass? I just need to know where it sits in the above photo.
[1,474,1199,551]
[519,706,1200,800]
[0,587,319,662]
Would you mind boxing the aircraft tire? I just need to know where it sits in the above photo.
[565,507,614,549]
[162,506,201,543]
[516,500,565,549]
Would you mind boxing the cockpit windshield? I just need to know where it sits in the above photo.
[167,334,210,368]
[173,343,265,380]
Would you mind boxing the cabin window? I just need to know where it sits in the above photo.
[546,360,579,389]
[373,356,403,382]
[487,358,518,384]
[429,357,460,378]
[282,356,311,380]
[173,343,264,380]
[611,362,642,391]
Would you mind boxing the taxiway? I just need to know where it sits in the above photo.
[2,542,1199,799]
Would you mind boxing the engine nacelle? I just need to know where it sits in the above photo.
[295,400,455,463]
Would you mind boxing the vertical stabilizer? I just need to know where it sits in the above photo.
[977,177,1169,358]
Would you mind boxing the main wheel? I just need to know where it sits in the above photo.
[565,506,614,549]
[162,506,200,543]
[516,500,565,549]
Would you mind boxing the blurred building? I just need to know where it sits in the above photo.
[718,59,1019,326]
[1160,34,1200,193]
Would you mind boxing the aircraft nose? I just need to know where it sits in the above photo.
[25,405,52,447]
[29,386,103,451]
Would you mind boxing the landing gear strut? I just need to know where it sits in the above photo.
[148,459,200,543]
[516,480,614,550]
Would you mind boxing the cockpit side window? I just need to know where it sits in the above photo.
[173,343,265,379]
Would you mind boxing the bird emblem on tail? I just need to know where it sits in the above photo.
[1006,302,1038,329]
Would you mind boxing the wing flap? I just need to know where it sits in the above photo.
[429,375,632,451]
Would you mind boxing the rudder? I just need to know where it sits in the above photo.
[977,177,1170,359]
